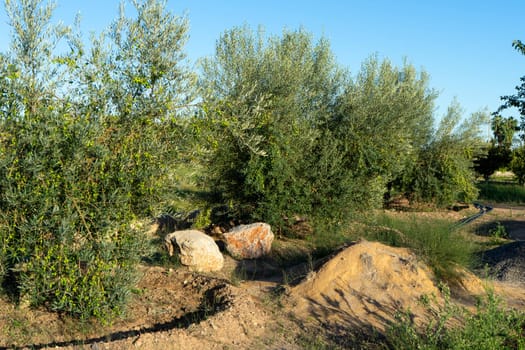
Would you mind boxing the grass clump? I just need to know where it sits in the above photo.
[477,182,525,204]
[363,213,477,281]
[488,222,510,244]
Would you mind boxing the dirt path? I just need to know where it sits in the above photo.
[466,204,525,285]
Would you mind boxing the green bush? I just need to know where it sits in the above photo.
[387,287,525,349]
[510,146,525,185]
[199,27,440,234]
[397,102,487,206]
[0,109,161,321]
[489,222,509,240]
[200,27,487,235]
[452,291,525,349]
[199,27,349,234]
[475,145,513,181]
[0,0,194,322]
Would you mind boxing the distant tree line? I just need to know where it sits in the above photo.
[0,0,493,321]
[475,39,525,184]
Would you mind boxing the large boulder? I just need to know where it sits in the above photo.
[223,223,274,259]
[164,230,224,272]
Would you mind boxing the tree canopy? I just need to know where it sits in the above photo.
[498,40,525,136]
[498,39,525,183]
[199,25,486,233]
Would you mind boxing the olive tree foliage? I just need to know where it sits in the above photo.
[400,101,489,205]
[0,54,20,119]
[67,0,197,121]
[330,57,436,206]
[198,26,443,232]
[199,26,347,231]
[0,0,194,322]
[4,0,69,115]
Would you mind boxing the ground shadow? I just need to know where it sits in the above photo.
[474,241,525,284]
[474,220,525,240]
[0,284,231,350]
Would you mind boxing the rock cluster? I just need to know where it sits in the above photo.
[163,222,274,272]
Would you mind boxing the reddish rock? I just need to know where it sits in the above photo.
[223,223,274,259]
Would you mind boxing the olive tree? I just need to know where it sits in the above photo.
[199,26,347,232]
[0,0,194,322]
[330,57,437,206]
[400,101,489,205]
[199,27,442,232]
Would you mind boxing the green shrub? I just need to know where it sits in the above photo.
[508,147,525,186]
[0,109,161,322]
[0,0,195,323]
[200,27,439,235]
[489,222,509,240]
[387,285,457,350]
[397,102,487,207]
[386,287,525,349]
[451,291,525,349]
[199,27,350,234]
[475,145,513,181]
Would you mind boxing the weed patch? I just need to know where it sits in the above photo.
[362,213,477,281]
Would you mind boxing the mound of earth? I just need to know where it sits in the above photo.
[285,240,442,335]
[479,241,525,285]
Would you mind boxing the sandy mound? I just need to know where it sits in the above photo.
[286,240,442,333]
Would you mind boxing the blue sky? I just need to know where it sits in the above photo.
[1,0,523,124]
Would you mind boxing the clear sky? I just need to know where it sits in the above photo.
[0,0,523,123]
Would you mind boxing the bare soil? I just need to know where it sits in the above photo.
[1,205,524,349]
[469,203,525,286]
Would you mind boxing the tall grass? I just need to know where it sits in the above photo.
[363,213,477,281]
[477,182,525,204]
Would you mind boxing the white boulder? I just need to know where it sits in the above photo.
[165,230,224,272]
